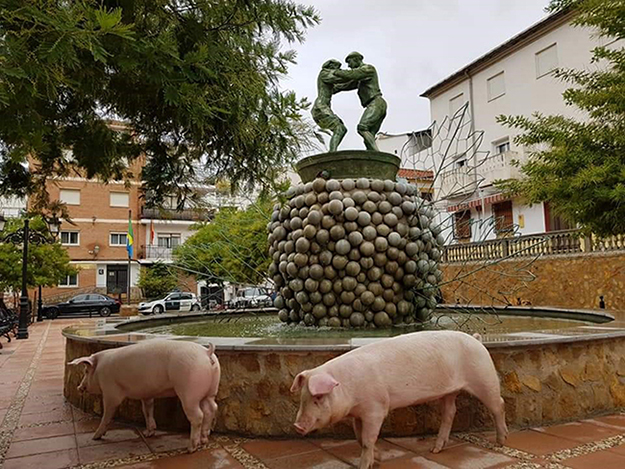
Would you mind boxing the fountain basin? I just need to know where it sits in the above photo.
[63,307,625,438]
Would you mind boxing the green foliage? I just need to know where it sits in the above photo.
[0,216,75,291]
[497,0,625,236]
[175,197,274,286]
[0,0,320,210]
[137,262,178,299]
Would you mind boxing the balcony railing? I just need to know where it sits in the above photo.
[438,167,478,198]
[142,245,174,260]
[438,151,522,199]
[141,207,213,221]
[480,151,522,187]
[443,229,625,263]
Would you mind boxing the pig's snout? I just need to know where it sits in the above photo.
[293,423,307,435]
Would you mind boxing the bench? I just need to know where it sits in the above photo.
[0,302,18,348]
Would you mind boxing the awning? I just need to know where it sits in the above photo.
[446,193,509,212]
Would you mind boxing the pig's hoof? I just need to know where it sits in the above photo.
[144,429,155,438]
[431,445,443,454]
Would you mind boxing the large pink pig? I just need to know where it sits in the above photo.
[291,330,507,469]
[68,339,220,452]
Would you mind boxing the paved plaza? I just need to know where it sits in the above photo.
[0,320,625,468]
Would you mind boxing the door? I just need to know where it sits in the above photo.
[179,293,193,312]
[493,201,514,236]
[107,265,128,295]
[165,293,181,312]
[67,294,89,314]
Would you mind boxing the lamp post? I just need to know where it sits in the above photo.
[0,214,61,339]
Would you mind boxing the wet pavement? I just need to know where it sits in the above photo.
[0,319,624,468]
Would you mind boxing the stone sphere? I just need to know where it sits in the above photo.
[329,191,343,201]
[345,206,359,221]
[326,179,341,192]
[341,179,356,191]
[350,312,366,327]
[335,239,351,255]
[357,212,372,227]
[328,199,344,216]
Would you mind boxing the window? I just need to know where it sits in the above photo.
[163,195,182,210]
[110,192,129,208]
[60,274,78,287]
[493,139,510,155]
[493,201,514,234]
[181,293,193,300]
[487,72,505,101]
[158,234,181,249]
[110,232,128,246]
[449,93,466,117]
[59,189,80,205]
[60,231,79,246]
[454,210,472,240]
[536,44,558,78]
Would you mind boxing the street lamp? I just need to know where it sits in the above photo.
[0,214,61,339]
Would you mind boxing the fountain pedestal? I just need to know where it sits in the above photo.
[267,151,444,329]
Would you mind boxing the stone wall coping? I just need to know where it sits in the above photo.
[61,307,625,353]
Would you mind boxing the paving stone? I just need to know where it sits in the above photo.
[535,420,623,443]
[425,443,518,469]
[13,421,75,441]
[6,434,77,458]
[119,447,245,468]
[322,439,412,466]
[77,439,151,464]
[495,429,580,456]
[264,449,352,469]
[75,427,142,447]
[241,438,319,460]
[563,448,625,469]
[3,448,79,469]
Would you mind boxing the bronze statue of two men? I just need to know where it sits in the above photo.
[312,51,387,152]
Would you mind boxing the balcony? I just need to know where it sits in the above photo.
[438,167,478,198]
[479,151,522,187]
[438,151,522,199]
[140,207,213,221]
[142,244,174,261]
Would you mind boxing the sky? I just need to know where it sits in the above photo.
[282,0,551,150]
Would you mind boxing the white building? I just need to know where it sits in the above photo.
[421,9,614,244]
[0,196,26,218]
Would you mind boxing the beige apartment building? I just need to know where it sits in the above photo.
[38,157,214,301]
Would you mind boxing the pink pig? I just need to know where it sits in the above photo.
[68,339,220,452]
[291,331,507,469]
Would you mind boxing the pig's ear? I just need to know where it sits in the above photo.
[290,372,307,393]
[308,373,339,397]
[67,356,95,368]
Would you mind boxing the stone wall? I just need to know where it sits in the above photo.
[64,334,625,438]
[441,252,625,312]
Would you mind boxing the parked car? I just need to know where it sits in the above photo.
[138,292,202,315]
[230,287,272,308]
[44,294,121,319]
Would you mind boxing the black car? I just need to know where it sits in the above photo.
[44,293,121,319]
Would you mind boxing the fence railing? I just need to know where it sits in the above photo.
[442,229,625,263]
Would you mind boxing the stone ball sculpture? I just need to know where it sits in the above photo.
[267,178,444,328]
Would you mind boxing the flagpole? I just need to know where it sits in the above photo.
[128,209,132,304]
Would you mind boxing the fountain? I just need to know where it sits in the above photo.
[62,52,625,439]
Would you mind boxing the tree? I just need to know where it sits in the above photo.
[0,0,320,210]
[0,216,75,292]
[175,197,273,286]
[137,262,178,299]
[497,0,625,236]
